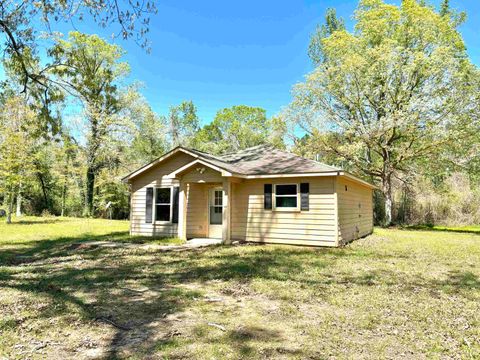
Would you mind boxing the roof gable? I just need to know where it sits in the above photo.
[122,145,375,189]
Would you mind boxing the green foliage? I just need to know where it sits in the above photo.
[308,7,346,65]
[168,100,200,147]
[120,87,168,164]
[50,31,130,217]
[193,105,286,154]
[0,97,36,223]
[0,0,156,131]
[290,0,480,225]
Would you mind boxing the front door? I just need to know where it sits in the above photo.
[208,187,223,238]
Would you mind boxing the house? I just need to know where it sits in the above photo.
[122,145,375,247]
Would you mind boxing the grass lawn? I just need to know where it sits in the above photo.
[406,224,480,234]
[1,217,479,359]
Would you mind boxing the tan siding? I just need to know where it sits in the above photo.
[337,177,374,244]
[186,183,208,238]
[231,177,337,246]
[181,167,223,183]
[129,152,195,237]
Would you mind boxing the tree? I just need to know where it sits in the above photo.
[0,96,36,223]
[50,32,130,216]
[308,8,345,65]
[168,101,200,147]
[122,89,168,164]
[193,105,285,154]
[0,0,156,108]
[289,0,480,225]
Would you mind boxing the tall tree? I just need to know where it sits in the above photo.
[308,8,345,65]
[0,0,156,130]
[193,105,285,154]
[168,100,200,147]
[120,88,168,165]
[0,96,36,223]
[50,32,129,216]
[289,0,479,225]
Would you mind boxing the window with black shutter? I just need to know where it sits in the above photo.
[155,188,172,222]
[264,184,272,210]
[300,183,309,211]
[145,187,153,223]
[172,186,179,223]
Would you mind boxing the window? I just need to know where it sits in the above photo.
[210,189,223,225]
[155,187,172,222]
[274,184,298,210]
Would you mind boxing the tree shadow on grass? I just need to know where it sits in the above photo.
[0,231,181,265]
[401,224,480,235]
[6,219,68,225]
[1,233,480,358]
[0,242,203,358]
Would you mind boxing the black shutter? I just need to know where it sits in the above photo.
[300,183,309,211]
[145,187,154,223]
[172,186,180,223]
[264,184,272,210]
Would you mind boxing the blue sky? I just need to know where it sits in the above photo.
[116,0,479,124]
[7,0,480,126]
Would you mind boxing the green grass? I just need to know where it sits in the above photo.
[406,223,480,234]
[1,217,479,359]
[0,216,184,264]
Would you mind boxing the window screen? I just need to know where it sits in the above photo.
[275,184,298,208]
[155,188,171,221]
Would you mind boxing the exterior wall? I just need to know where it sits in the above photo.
[129,152,195,236]
[231,177,338,247]
[181,167,223,183]
[186,183,208,238]
[180,167,224,239]
[337,177,374,244]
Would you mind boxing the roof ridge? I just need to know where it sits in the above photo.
[216,143,272,157]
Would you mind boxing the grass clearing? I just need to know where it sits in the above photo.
[1,217,479,358]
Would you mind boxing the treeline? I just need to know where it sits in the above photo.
[1,0,480,227]
[0,74,286,221]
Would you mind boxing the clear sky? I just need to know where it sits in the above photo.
[10,1,480,126]
[114,0,479,125]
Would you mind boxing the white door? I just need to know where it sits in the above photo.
[208,188,223,238]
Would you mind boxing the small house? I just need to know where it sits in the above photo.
[122,145,375,247]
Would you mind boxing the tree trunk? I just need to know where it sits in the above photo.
[37,172,50,212]
[16,187,22,217]
[61,171,67,217]
[6,192,14,224]
[84,166,95,217]
[382,174,393,226]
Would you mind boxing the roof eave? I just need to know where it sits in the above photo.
[167,159,234,178]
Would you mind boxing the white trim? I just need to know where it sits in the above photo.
[273,183,300,212]
[208,186,223,239]
[167,159,233,178]
[123,147,203,182]
[153,186,173,224]
[178,183,187,240]
[333,177,339,247]
[242,172,340,179]
[342,172,378,189]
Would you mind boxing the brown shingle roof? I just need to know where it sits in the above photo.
[186,144,341,175]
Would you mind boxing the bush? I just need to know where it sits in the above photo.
[393,172,480,226]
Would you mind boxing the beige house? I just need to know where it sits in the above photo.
[122,145,375,247]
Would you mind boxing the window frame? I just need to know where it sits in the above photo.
[273,183,300,211]
[208,187,223,225]
[153,186,173,223]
